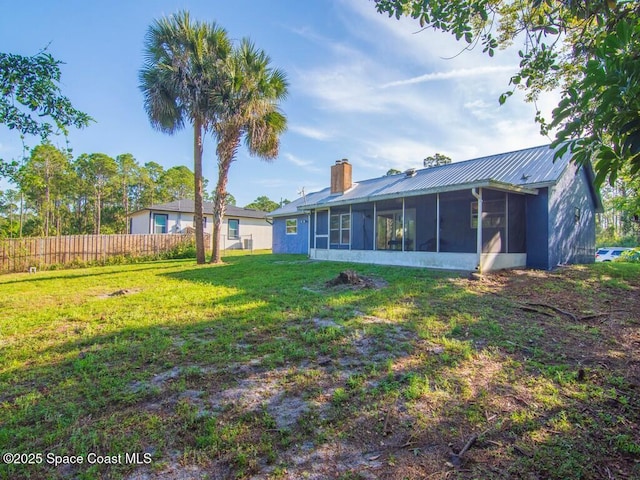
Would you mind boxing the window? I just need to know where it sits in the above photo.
[193,216,207,228]
[286,219,298,235]
[471,200,505,228]
[376,208,416,250]
[153,214,168,234]
[330,213,350,245]
[228,219,239,239]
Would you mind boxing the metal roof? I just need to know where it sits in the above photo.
[130,199,268,219]
[270,144,583,217]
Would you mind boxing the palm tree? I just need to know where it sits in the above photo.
[139,11,230,263]
[209,39,288,263]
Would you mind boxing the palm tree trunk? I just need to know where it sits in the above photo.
[96,191,102,235]
[19,192,24,237]
[44,181,50,236]
[210,133,240,264]
[193,119,206,264]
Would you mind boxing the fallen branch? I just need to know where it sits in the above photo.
[519,306,554,317]
[449,434,477,467]
[579,313,609,322]
[513,444,534,458]
[382,405,393,436]
[525,302,577,321]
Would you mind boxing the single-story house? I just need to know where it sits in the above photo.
[129,199,272,250]
[269,144,603,271]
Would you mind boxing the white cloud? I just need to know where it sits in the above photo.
[289,125,332,141]
[284,152,323,173]
[282,0,561,191]
[357,138,440,173]
[380,65,518,88]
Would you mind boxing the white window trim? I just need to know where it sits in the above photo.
[285,218,298,235]
[228,219,240,239]
[330,212,350,245]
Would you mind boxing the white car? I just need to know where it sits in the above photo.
[595,247,632,262]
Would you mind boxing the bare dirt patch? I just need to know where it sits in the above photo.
[325,269,387,290]
[97,288,142,298]
[126,266,640,480]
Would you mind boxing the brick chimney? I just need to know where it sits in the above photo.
[330,159,352,194]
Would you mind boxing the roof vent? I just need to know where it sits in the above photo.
[405,168,416,177]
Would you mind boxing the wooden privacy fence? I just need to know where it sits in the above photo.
[0,233,209,273]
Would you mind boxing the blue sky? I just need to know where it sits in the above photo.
[0,0,558,207]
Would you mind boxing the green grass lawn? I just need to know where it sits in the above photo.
[1,254,639,479]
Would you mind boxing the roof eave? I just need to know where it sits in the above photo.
[296,180,538,211]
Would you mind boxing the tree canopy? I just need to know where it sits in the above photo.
[374,0,640,186]
[423,153,452,168]
[244,196,280,212]
[0,50,92,177]
[1,145,198,238]
[0,50,92,139]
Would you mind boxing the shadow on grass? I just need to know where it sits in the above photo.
[0,260,190,285]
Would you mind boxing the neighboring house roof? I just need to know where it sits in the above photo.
[130,199,268,219]
[270,144,602,217]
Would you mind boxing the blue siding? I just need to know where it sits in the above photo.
[272,215,309,254]
[526,188,550,269]
[548,166,597,267]
[525,166,597,270]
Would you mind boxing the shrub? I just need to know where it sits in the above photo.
[620,248,640,263]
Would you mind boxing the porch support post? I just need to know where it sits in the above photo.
[313,210,318,258]
[307,212,311,257]
[505,193,509,253]
[472,187,483,272]
[402,197,405,252]
[436,193,440,253]
[327,207,331,250]
[349,204,352,251]
[373,202,377,251]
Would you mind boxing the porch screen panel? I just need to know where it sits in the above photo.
[375,199,403,250]
[329,207,350,249]
[406,195,436,251]
[508,193,526,253]
[351,203,374,250]
[439,191,476,253]
[481,190,506,253]
[315,210,329,249]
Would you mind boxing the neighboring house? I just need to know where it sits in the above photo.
[269,144,603,272]
[129,199,272,250]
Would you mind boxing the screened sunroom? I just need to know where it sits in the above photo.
[306,187,529,271]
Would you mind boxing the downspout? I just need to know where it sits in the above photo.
[472,188,483,272]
